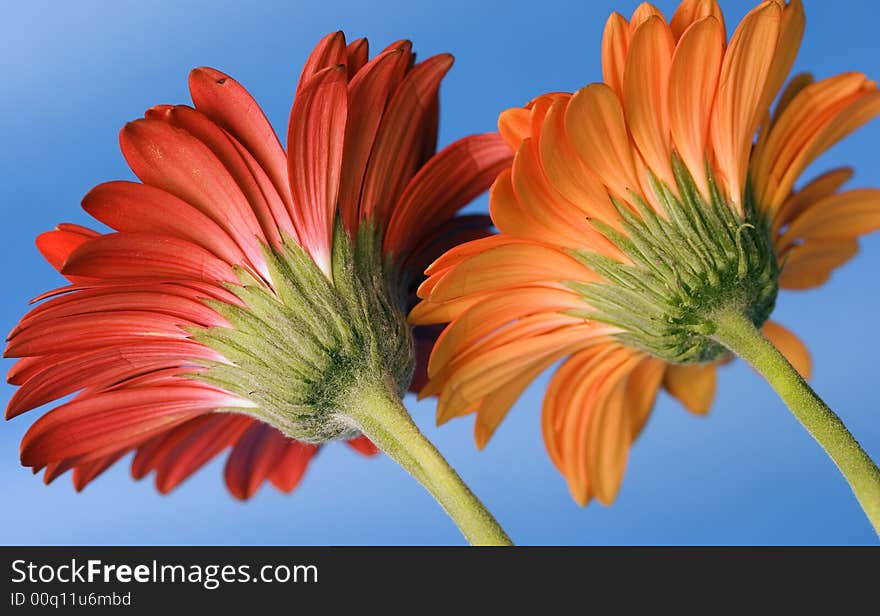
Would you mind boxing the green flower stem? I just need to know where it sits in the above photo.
[343,378,513,546]
[711,306,880,536]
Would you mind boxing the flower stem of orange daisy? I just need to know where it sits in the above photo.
[344,378,513,546]
[711,306,880,536]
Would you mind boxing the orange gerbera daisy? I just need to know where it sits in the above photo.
[5,32,511,505]
[413,0,880,507]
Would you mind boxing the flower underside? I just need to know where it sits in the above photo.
[569,157,778,364]
[193,221,413,443]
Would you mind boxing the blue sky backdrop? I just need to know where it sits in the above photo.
[2,0,879,545]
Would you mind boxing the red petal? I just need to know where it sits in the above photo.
[410,325,439,393]
[224,422,290,500]
[346,435,380,456]
[72,449,130,491]
[385,133,512,256]
[401,214,493,281]
[358,54,453,226]
[13,285,226,340]
[20,385,232,468]
[7,341,218,419]
[286,65,348,275]
[188,67,293,220]
[346,37,369,77]
[297,31,347,91]
[338,43,412,233]
[61,233,237,283]
[162,105,293,247]
[270,440,319,492]
[150,414,253,493]
[119,119,267,273]
[6,310,193,358]
[36,225,101,283]
[8,356,56,385]
[83,181,247,266]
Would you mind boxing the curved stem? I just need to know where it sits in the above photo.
[711,306,880,536]
[342,378,513,546]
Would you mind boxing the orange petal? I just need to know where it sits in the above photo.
[498,106,532,151]
[474,359,550,450]
[602,12,630,99]
[423,234,516,277]
[670,0,725,41]
[624,15,676,191]
[779,239,858,290]
[668,16,724,198]
[566,83,642,206]
[663,362,717,415]
[629,3,663,33]
[780,189,880,248]
[427,240,597,303]
[759,0,805,128]
[542,345,642,506]
[624,358,665,437]
[512,138,607,248]
[753,73,877,211]
[435,321,598,424]
[539,98,621,226]
[762,320,812,379]
[772,167,853,238]
[428,285,585,378]
[423,312,603,401]
[710,1,782,205]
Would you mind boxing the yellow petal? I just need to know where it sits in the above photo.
[663,362,717,415]
[762,320,812,379]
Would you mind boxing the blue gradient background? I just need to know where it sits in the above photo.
[1,0,879,545]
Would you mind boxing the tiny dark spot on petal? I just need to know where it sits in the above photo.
[216,78,227,84]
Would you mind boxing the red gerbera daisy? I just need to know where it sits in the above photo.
[5,31,511,502]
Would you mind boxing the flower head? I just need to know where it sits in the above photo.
[6,32,510,499]
[413,0,880,505]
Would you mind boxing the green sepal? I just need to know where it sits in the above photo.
[189,220,413,443]
[568,156,779,364]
